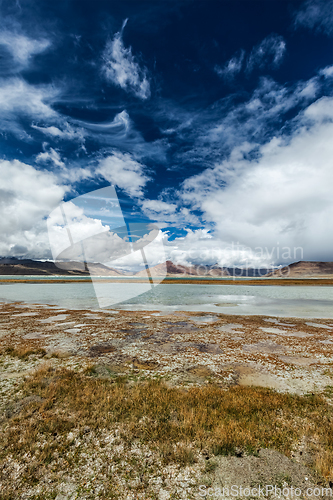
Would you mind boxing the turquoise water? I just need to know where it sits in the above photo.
[0,281,333,318]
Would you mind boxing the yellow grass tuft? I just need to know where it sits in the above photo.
[2,345,46,359]
[2,365,333,496]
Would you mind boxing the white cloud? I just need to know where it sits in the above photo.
[0,78,58,117]
[102,19,150,100]
[138,192,200,227]
[0,160,67,258]
[58,167,93,184]
[97,151,149,198]
[0,77,60,137]
[84,110,130,132]
[0,30,50,71]
[74,110,130,134]
[32,123,86,143]
[214,35,285,82]
[180,94,333,265]
[68,110,167,161]
[47,200,112,261]
[320,65,333,77]
[303,95,333,121]
[140,199,177,216]
[167,71,325,185]
[97,230,166,273]
[247,34,286,73]
[295,0,333,35]
[36,147,65,168]
[162,229,270,269]
[195,72,322,163]
[111,227,270,270]
[35,146,93,183]
[215,50,245,81]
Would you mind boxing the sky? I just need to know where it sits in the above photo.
[1,0,333,270]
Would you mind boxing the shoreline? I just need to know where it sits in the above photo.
[2,277,333,285]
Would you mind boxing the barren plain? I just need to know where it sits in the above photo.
[2,302,333,498]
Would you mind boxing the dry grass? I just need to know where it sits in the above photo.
[2,365,333,497]
[1,345,46,359]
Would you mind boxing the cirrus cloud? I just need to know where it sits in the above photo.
[246,34,286,73]
[215,50,245,81]
[295,0,333,35]
[102,19,150,100]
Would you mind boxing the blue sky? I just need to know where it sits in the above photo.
[1,0,333,268]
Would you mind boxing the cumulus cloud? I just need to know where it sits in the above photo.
[0,160,67,258]
[47,200,111,261]
[102,19,150,99]
[295,0,333,35]
[161,229,268,269]
[98,230,166,273]
[215,50,245,81]
[179,92,333,266]
[140,199,177,216]
[0,160,100,260]
[97,151,149,198]
[247,34,286,73]
[112,227,274,271]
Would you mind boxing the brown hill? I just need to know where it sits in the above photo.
[86,263,124,276]
[266,261,333,278]
[134,262,168,277]
[0,258,124,276]
[135,260,230,277]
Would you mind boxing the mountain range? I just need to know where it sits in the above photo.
[0,258,123,276]
[266,261,333,278]
[0,258,332,278]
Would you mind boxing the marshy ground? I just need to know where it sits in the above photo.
[1,302,333,498]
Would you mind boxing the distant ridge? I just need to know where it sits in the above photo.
[0,258,124,276]
[134,260,230,277]
[266,261,333,278]
[135,260,271,277]
[2,258,331,278]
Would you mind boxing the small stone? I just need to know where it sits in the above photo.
[234,447,243,457]
[158,489,170,500]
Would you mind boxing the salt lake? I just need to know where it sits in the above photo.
[0,281,333,318]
